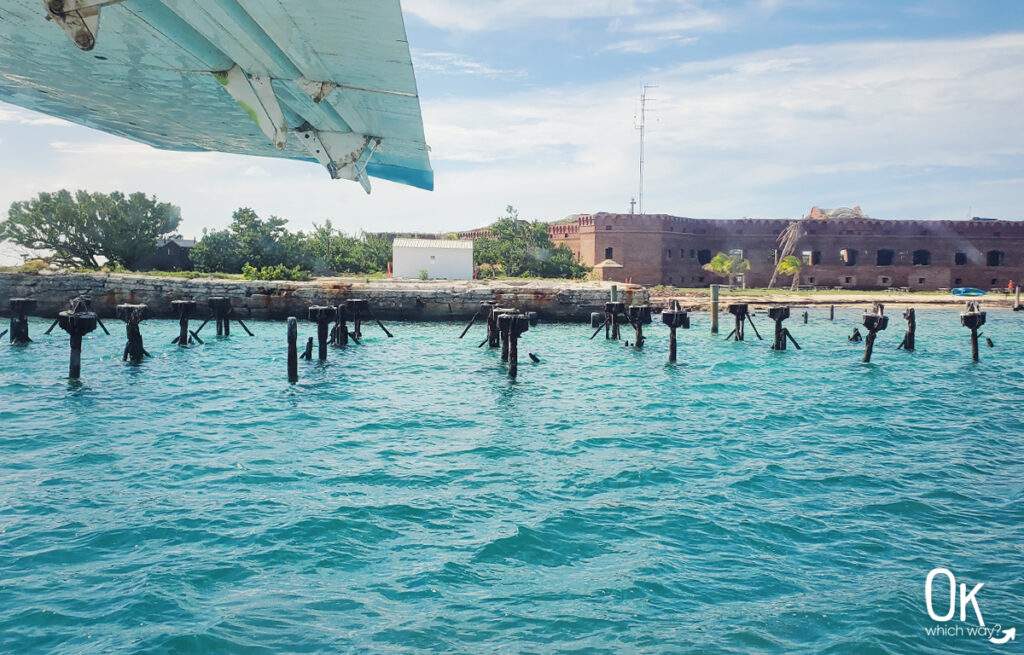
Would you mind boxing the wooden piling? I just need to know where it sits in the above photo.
[116,304,149,364]
[710,284,720,334]
[8,298,36,345]
[830,304,835,320]
[897,308,916,351]
[308,305,334,361]
[287,317,298,382]
[1015,286,1022,311]
[58,307,98,379]
[171,300,197,346]
[661,301,689,363]
[769,306,790,351]
[960,302,986,362]
[861,302,888,363]
[208,297,233,336]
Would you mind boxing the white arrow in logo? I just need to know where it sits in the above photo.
[990,627,1016,645]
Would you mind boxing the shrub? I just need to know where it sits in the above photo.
[241,264,311,281]
[17,259,49,273]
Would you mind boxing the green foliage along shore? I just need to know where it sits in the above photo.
[2,191,589,281]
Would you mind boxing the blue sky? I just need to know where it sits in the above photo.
[3,0,1024,264]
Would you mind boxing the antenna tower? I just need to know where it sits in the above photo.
[635,83,656,215]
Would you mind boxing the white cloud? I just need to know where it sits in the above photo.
[403,0,656,31]
[412,51,525,78]
[0,106,72,126]
[605,35,698,54]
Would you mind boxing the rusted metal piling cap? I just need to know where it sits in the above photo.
[9,298,36,314]
[661,311,689,329]
[960,303,986,330]
[628,305,653,324]
[727,303,748,317]
[115,304,147,322]
[768,306,790,322]
[208,297,233,313]
[58,309,98,335]
[498,312,529,337]
[480,300,497,309]
[862,312,889,332]
[171,299,197,317]
[345,298,370,311]
[307,305,336,322]
[605,301,625,314]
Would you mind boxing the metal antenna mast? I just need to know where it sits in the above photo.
[635,83,656,215]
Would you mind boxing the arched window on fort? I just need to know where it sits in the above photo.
[987,250,1004,266]
[876,249,895,266]
[605,247,614,260]
[840,248,858,266]
[954,252,967,266]
[912,250,931,266]
[697,249,712,265]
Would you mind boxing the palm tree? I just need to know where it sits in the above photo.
[703,252,750,286]
[777,255,802,291]
[768,219,807,289]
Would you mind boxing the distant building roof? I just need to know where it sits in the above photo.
[156,238,196,248]
[392,238,473,250]
[805,206,869,220]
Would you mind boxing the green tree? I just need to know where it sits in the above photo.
[190,208,314,273]
[702,251,750,286]
[2,189,180,268]
[473,205,589,278]
[777,255,802,291]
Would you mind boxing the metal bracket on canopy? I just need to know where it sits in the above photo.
[213,65,288,150]
[294,128,381,193]
[42,0,126,51]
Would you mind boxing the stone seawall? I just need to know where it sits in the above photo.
[0,273,647,322]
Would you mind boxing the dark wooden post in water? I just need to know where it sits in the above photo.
[710,284,720,334]
[897,308,916,351]
[116,304,150,363]
[627,305,651,349]
[726,304,746,341]
[287,317,298,383]
[344,298,392,339]
[308,305,335,361]
[1014,285,1022,311]
[960,301,986,362]
[8,298,36,345]
[58,299,98,379]
[497,312,529,378]
[606,302,625,340]
[207,297,253,336]
[830,304,835,320]
[661,300,690,362]
[861,302,889,363]
[171,300,199,346]
[331,304,349,347]
[346,298,367,338]
[725,304,761,341]
[768,306,801,351]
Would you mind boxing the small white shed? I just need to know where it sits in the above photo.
[392,238,474,279]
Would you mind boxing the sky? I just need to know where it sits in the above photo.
[2,0,1024,265]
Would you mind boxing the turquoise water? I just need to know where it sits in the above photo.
[1,308,1022,654]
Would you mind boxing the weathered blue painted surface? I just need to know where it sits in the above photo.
[0,0,433,192]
